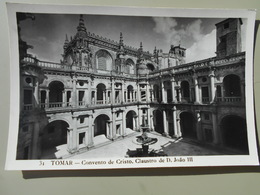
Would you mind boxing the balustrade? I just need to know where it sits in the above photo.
[23,104,33,111]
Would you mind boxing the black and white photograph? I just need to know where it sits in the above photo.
[5,4,259,170]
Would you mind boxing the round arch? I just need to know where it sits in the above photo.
[94,114,110,137]
[221,115,248,152]
[179,111,197,139]
[96,83,106,102]
[126,110,137,130]
[153,110,164,134]
[95,49,113,71]
[180,80,190,99]
[41,120,69,159]
[48,81,64,103]
[223,74,241,97]
[146,63,155,72]
[125,58,135,74]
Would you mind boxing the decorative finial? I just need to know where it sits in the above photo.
[153,46,157,55]
[77,14,86,32]
[119,32,123,45]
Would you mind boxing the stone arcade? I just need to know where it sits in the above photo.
[17,14,248,159]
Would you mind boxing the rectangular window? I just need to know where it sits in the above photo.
[24,89,33,104]
[79,132,85,145]
[80,117,84,124]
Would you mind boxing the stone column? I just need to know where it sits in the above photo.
[111,80,115,104]
[172,106,179,137]
[133,116,136,131]
[150,113,154,131]
[170,79,176,103]
[62,90,66,107]
[106,121,111,138]
[34,78,39,107]
[147,107,151,130]
[176,116,182,137]
[151,89,154,102]
[178,88,182,102]
[88,81,92,105]
[88,115,94,147]
[46,89,49,108]
[137,84,140,102]
[94,89,97,104]
[163,109,168,135]
[67,128,73,153]
[194,76,200,104]
[103,91,106,104]
[71,115,78,152]
[122,82,125,103]
[122,110,126,136]
[196,111,203,141]
[111,111,116,139]
[161,82,165,103]
[212,112,219,145]
[209,70,216,103]
[146,83,150,102]
[138,108,142,130]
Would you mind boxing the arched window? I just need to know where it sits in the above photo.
[126,59,135,74]
[181,81,190,98]
[223,74,241,97]
[96,50,112,71]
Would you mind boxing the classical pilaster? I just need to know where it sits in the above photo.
[171,79,176,103]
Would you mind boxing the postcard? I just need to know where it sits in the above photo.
[5,3,259,170]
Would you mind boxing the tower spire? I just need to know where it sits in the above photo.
[77,14,86,32]
[119,32,124,46]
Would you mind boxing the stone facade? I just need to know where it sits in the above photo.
[17,14,248,159]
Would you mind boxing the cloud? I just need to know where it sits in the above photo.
[186,29,216,63]
[153,17,216,62]
[152,17,203,46]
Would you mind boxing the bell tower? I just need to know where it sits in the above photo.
[215,18,243,58]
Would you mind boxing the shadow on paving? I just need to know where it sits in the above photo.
[159,138,241,156]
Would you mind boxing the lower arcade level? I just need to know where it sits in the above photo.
[17,103,248,160]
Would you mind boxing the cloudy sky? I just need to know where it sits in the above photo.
[19,13,246,63]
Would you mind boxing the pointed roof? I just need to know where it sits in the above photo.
[77,14,87,32]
